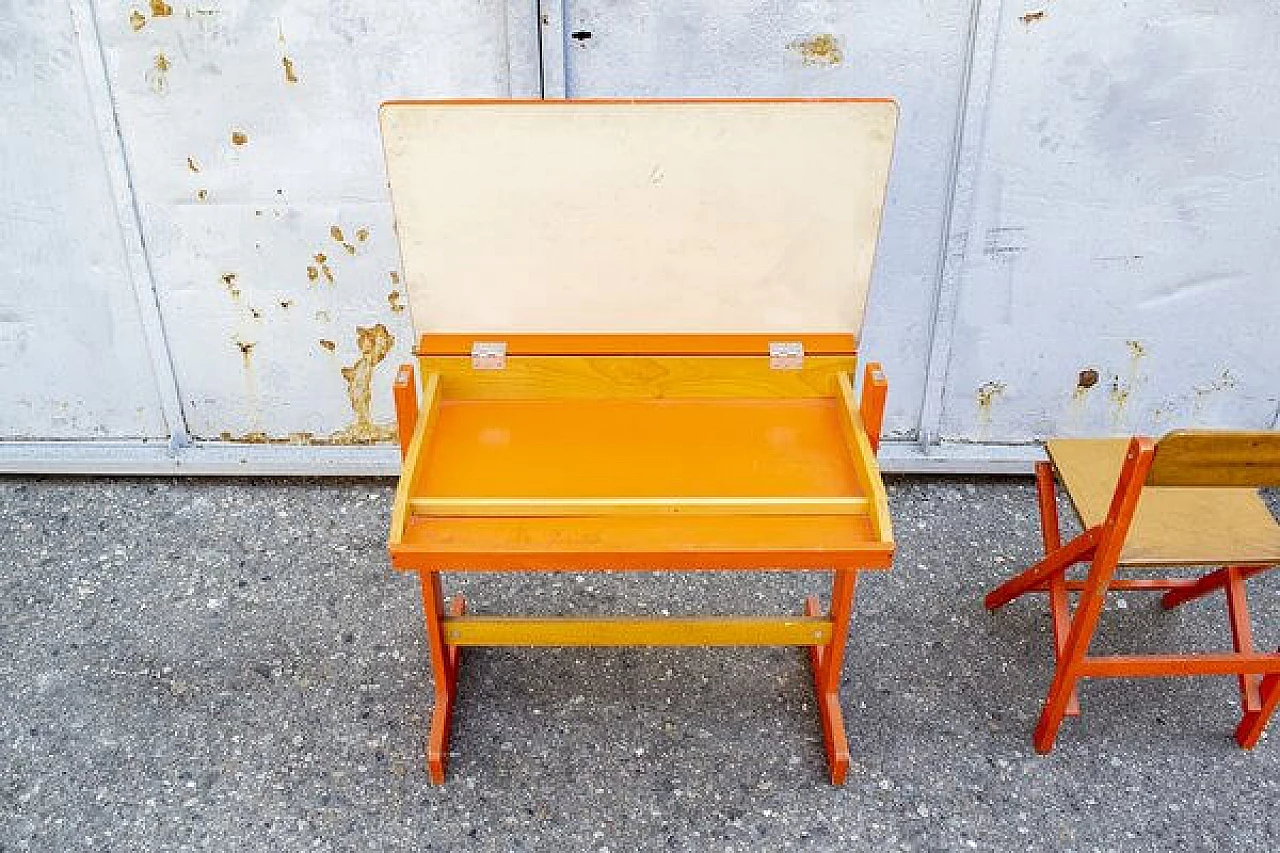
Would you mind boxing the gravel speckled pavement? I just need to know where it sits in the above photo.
[1,476,1276,851]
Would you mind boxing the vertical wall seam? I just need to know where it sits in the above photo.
[505,0,542,98]
[537,0,569,98]
[915,0,1005,451]
[67,0,192,451]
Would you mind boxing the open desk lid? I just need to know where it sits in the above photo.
[379,99,898,342]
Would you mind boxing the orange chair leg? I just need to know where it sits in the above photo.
[1033,437,1154,753]
[805,568,858,785]
[1236,665,1280,749]
[1222,567,1263,713]
[1160,565,1267,610]
[419,570,465,784]
[984,528,1099,611]
[1035,462,1079,717]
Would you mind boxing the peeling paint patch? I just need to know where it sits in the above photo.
[1020,10,1046,25]
[233,336,255,361]
[218,430,318,445]
[220,273,240,299]
[148,54,170,94]
[282,56,298,84]
[388,290,405,313]
[1108,376,1130,419]
[231,130,249,146]
[977,381,1005,408]
[976,380,1005,437]
[788,34,843,66]
[129,10,146,31]
[149,0,172,17]
[331,324,397,444]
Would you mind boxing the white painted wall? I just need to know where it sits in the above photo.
[1,1,1276,472]
[0,0,168,439]
[939,1,1280,443]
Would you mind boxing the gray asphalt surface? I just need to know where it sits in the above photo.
[1,475,1276,852]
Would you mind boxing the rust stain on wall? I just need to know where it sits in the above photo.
[282,56,298,84]
[788,34,843,66]
[331,324,398,444]
[231,130,249,146]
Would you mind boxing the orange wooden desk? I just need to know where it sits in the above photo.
[380,99,899,784]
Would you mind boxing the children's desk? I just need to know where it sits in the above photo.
[381,99,898,784]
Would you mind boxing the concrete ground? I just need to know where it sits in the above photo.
[0,475,1276,852]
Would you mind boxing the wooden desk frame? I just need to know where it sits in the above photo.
[387,335,894,784]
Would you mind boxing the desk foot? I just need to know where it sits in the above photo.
[427,595,466,784]
[805,596,850,785]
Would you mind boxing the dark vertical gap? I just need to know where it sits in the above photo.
[536,0,548,98]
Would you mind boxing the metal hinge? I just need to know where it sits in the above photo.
[768,341,804,370]
[471,341,507,370]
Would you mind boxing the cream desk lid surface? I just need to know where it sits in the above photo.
[379,99,898,340]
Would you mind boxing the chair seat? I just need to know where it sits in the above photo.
[1046,439,1280,566]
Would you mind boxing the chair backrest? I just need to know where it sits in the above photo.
[1147,430,1280,487]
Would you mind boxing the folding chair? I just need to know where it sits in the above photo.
[985,431,1280,752]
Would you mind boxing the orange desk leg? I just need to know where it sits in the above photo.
[1035,462,1079,717]
[419,570,465,784]
[859,363,887,454]
[804,568,858,785]
[393,363,419,460]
